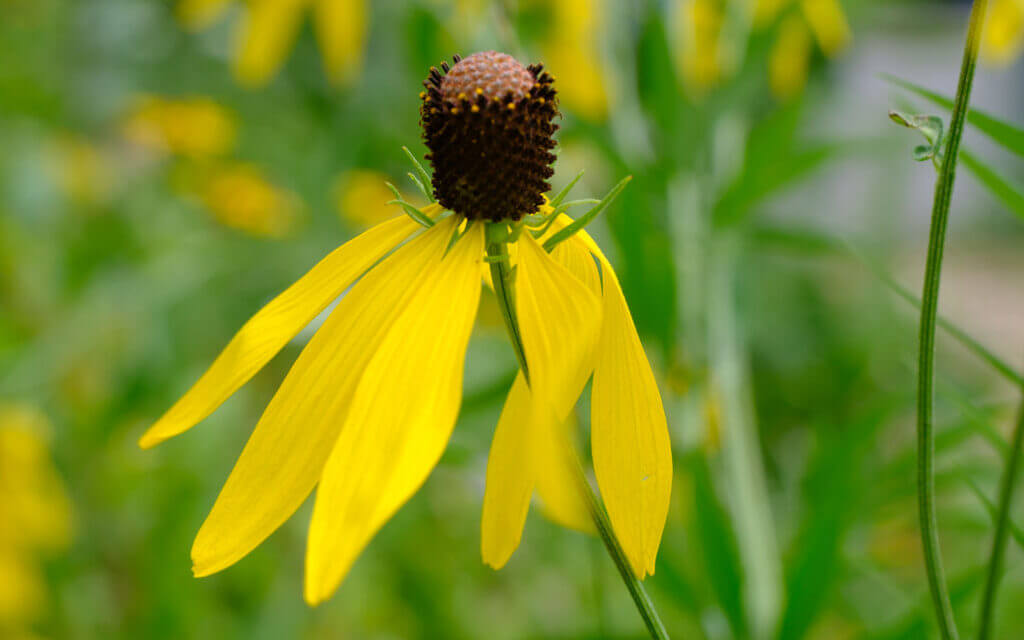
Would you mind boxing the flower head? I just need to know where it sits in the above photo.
[420,51,558,222]
[141,51,671,605]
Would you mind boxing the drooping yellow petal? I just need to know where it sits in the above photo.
[590,259,672,579]
[304,222,484,605]
[533,408,595,534]
[139,211,432,449]
[191,215,455,577]
[800,0,851,57]
[234,0,309,87]
[480,373,536,569]
[313,0,367,84]
[514,233,600,422]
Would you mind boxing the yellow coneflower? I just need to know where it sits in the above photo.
[122,95,236,158]
[539,0,609,120]
[141,51,672,605]
[197,162,298,237]
[333,169,415,230]
[982,0,1024,65]
[755,0,851,99]
[676,0,728,94]
[0,405,72,626]
[176,0,368,87]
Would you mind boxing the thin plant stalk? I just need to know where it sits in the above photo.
[484,232,671,640]
[977,398,1024,640]
[915,2,988,638]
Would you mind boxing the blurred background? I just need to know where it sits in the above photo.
[1,0,1023,638]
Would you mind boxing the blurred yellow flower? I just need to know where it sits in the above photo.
[198,163,298,237]
[0,405,72,628]
[540,0,608,120]
[176,0,368,87]
[122,95,236,158]
[333,170,420,230]
[49,136,112,205]
[982,0,1024,65]
[676,0,727,93]
[756,0,851,99]
[769,15,813,100]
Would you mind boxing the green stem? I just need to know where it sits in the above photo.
[915,2,987,638]
[485,235,530,384]
[977,398,1024,640]
[572,455,672,640]
[484,225,670,640]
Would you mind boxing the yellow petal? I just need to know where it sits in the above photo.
[140,212,429,449]
[313,0,367,84]
[514,233,600,421]
[234,0,308,87]
[533,410,595,534]
[480,373,535,569]
[304,222,484,604]
[590,259,672,578]
[800,0,851,57]
[190,215,454,577]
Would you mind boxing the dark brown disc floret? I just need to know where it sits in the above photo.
[420,51,559,222]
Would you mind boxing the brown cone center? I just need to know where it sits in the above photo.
[440,51,534,103]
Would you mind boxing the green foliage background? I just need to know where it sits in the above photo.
[1,0,1023,638]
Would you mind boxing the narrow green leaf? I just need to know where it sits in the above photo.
[407,172,431,202]
[965,479,1024,552]
[960,149,1024,222]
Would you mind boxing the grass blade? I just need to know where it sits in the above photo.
[960,149,1024,222]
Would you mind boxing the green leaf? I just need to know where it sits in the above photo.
[913,145,936,162]
[965,478,1024,552]
[889,110,944,147]
[691,455,748,639]
[885,74,1024,157]
[960,149,1024,222]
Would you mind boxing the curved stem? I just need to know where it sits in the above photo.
[484,229,670,640]
[977,398,1024,640]
[915,2,987,638]
[572,454,672,640]
[486,236,530,384]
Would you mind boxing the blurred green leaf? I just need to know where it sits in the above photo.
[965,478,1024,552]
[960,149,1024,222]
[691,454,748,638]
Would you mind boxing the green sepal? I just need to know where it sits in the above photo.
[385,182,435,228]
[548,170,585,208]
[402,146,435,203]
[543,176,632,252]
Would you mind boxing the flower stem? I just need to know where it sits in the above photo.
[483,228,670,640]
[486,234,530,384]
[915,2,987,638]
[571,454,672,640]
[976,397,1024,640]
